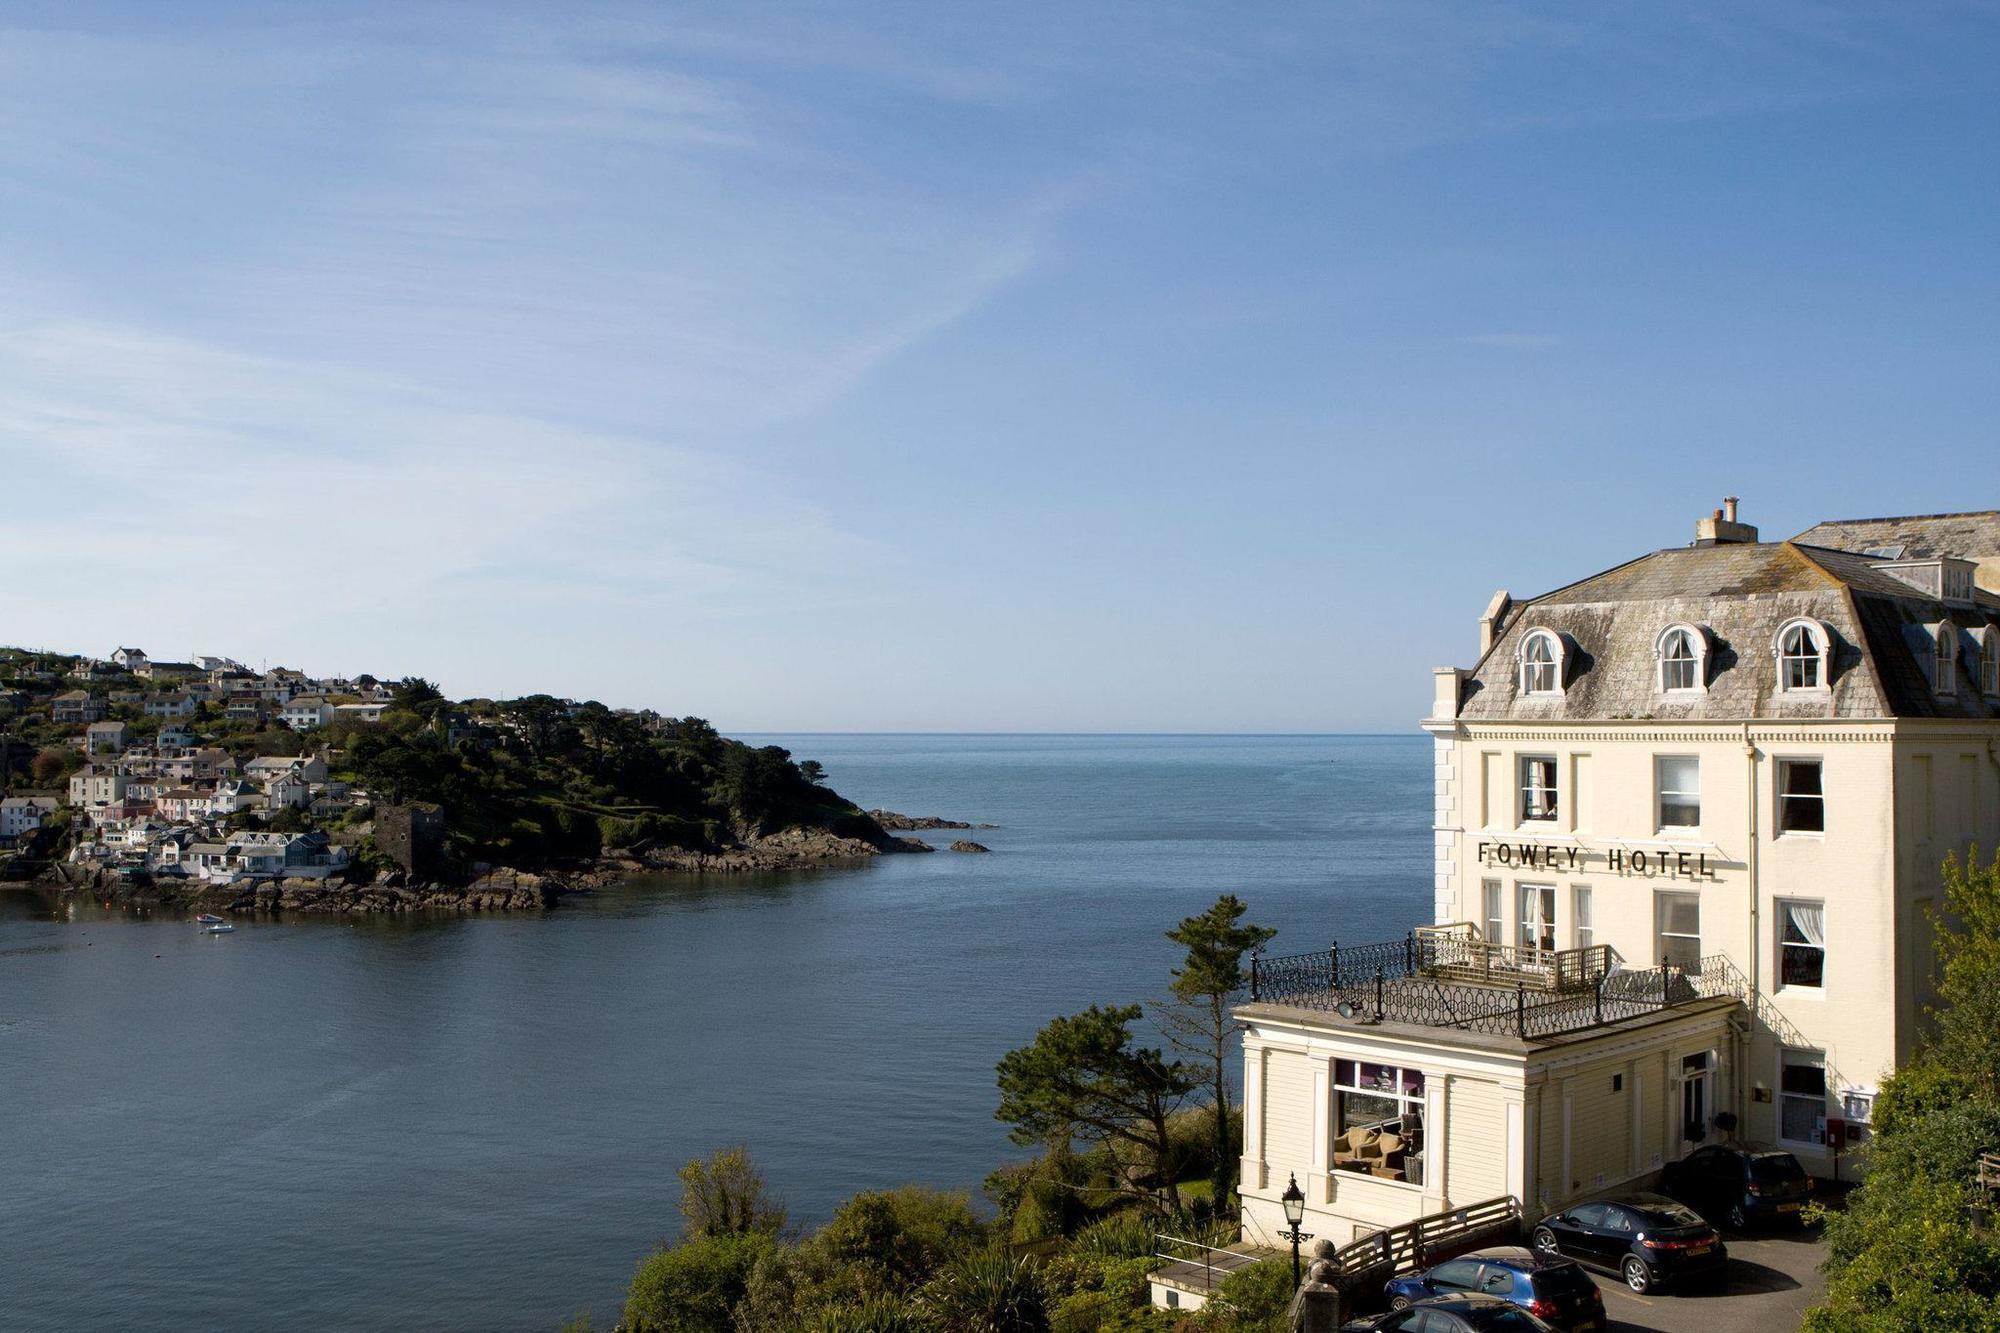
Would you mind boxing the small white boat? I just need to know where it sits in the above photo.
[194,913,225,925]
[203,924,235,935]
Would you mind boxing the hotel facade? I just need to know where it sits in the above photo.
[1237,504,2000,1252]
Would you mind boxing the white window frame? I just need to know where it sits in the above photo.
[1518,882,1556,960]
[1655,754,1700,831]
[1776,898,1826,992]
[1774,618,1831,693]
[1775,757,1826,837]
[1571,884,1593,951]
[1655,623,1706,693]
[1482,879,1505,946]
[1932,625,1957,695]
[1778,1048,1829,1148]
[1518,754,1559,824]
[1517,629,1564,695]
[1655,890,1701,971]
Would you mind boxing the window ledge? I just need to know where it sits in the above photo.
[1774,986,1826,1000]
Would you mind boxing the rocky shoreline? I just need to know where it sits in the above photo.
[11,810,987,917]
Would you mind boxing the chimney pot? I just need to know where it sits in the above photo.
[1724,496,1740,522]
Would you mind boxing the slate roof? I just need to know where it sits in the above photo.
[1791,511,2000,564]
[1458,538,2000,723]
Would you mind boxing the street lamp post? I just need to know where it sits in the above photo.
[1278,1173,1313,1288]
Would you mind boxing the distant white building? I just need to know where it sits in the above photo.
[0,796,59,843]
[85,719,129,755]
[279,696,330,730]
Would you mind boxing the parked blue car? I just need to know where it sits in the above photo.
[1383,1246,1605,1333]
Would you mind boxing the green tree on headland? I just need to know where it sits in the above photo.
[1805,849,2000,1332]
[1162,894,1274,1213]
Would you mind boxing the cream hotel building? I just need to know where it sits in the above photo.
[1237,503,2000,1250]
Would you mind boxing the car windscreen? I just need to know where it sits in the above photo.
[1751,1154,1807,1182]
[1641,1202,1709,1228]
[1475,1309,1560,1331]
[1527,1262,1595,1296]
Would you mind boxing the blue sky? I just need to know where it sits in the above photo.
[2,3,1995,731]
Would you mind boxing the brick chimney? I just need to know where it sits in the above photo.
[1694,495,1758,546]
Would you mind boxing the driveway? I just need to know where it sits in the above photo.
[1589,1221,1829,1332]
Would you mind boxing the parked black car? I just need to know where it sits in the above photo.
[1659,1143,1815,1229]
[1382,1246,1604,1332]
[1342,1292,1557,1332]
[1530,1193,1726,1293]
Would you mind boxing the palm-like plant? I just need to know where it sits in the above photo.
[915,1249,1050,1333]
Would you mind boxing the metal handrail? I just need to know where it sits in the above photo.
[1152,1234,1258,1293]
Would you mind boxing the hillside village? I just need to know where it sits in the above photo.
[0,644,897,908]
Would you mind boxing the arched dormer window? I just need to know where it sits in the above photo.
[1517,629,1564,695]
[1656,624,1707,693]
[1774,619,1831,692]
[1934,624,1958,696]
[1979,626,2000,698]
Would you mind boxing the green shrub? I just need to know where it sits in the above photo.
[1200,1258,1295,1333]
[790,1293,929,1332]
[622,1231,775,1332]
[1069,1212,1155,1264]
[811,1186,986,1296]
[915,1248,1051,1332]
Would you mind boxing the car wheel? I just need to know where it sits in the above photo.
[1727,1203,1748,1229]
[1390,1296,1411,1310]
[1623,1256,1651,1293]
[1532,1226,1561,1256]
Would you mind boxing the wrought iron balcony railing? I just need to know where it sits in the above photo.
[1245,933,1742,1043]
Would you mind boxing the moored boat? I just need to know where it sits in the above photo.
[194,913,225,925]
[203,923,235,934]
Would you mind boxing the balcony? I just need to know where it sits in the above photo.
[1245,928,1741,1043]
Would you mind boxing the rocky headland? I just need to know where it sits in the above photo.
[22,814,976,917]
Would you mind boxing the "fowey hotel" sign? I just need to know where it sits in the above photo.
[1473,839,1724,881]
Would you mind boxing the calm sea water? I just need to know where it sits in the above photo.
[0,734,1428,1331]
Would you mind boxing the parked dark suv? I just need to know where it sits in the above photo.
[1530,1193,1726,1294]
[1659,1143,1815,1229]
[1343,1293,1557,1332]
[1383,1246,1605,1332]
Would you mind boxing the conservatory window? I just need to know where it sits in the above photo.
[1332,1060,1425,1185]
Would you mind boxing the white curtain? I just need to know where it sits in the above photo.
[1786,900,1825,947]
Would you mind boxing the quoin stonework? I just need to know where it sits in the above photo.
[1235,502,2000,1256]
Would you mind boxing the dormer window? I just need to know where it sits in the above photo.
[1775,619,1831,692]
[1656,624,1706,693]
[1980,627,2000,698]
[1934,625,1958,695]
[1518,629,1564,695]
